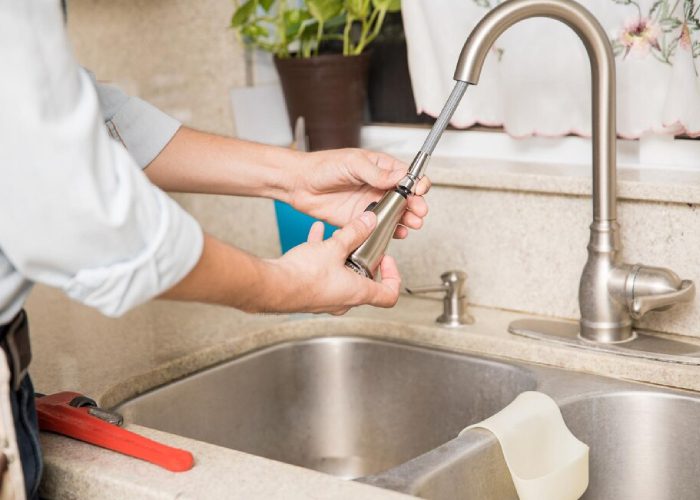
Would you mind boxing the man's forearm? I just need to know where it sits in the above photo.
[145,127,302,202]
[160,213,400,316]
[160,233,281,313]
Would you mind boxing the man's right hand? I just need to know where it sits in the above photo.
[161,212,402,315]
[263,211,401,315]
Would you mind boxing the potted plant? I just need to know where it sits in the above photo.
[232,0,401,151]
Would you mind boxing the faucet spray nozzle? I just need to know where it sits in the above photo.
[344,82,470,279]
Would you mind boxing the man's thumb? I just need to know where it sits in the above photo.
[332,211,377,253]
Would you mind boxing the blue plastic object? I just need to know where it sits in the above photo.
[274,200,337,253]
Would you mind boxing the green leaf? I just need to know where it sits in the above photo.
[345,0,370,18]
[324,13,347,30]
[660,17,682,30]
[371,0,401,12]
[259,0,274,11]
[284,8,312,26]
[288,18,317,39]
[231,0,256,27]
[308,0,343,22]
[284,8,313,38]
[241,23,268,40]
[649,0,663,16]
[299,20,321,40]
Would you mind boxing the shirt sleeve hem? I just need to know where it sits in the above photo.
[62,191,204,317]
[108,96,182,169]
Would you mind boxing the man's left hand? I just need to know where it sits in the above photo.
[289,148,431,239]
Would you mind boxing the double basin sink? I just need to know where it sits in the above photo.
[116,336,700,499]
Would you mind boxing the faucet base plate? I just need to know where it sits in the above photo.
[509,318,700,365]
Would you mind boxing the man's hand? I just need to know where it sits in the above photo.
[289,149,431,239]
[145,132,414,315]
[264,211,401,314]
[162,212,401,315]
[145,131,430,240]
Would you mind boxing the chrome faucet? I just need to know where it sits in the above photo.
[347,0,694,347]
[455,0,694,343]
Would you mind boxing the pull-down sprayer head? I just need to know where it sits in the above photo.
[345,81,469,278]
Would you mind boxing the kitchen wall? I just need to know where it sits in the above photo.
[66,0,281,257]
[393,172,700,338]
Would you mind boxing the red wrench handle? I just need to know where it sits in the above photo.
[37,392,193,472]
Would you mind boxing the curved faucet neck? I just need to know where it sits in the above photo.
[454,0,617,222]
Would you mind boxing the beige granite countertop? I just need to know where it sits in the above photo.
[26,286,700,499]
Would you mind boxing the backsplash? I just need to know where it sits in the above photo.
[67,0,243,136]
[392,172,699,338]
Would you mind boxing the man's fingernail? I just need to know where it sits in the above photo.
[360,212,375,227]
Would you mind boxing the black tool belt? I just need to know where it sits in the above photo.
[0,310,31,391]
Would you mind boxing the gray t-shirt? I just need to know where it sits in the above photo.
[90,73,181,168]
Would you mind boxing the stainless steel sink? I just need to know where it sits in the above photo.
[562,391,700,500]
[116,335,700,499]
[366,377,700,499]
[116,337,536,478]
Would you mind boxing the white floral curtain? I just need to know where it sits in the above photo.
[402,0,700,138]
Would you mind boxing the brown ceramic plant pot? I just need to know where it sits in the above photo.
[274,52,371,151]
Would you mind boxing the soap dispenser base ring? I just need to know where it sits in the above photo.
[509,318,700,365]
